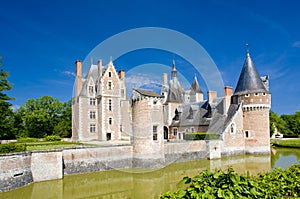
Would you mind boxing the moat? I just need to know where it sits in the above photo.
[1,147,299,199]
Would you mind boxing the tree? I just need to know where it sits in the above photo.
[53,100,72,138]
[17,96,65,138]
[0,56,15,139]
[269,111,292,136]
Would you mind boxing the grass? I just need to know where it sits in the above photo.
[25,141,85,151]
[271,138,300,148]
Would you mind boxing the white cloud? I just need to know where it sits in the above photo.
[62,71,76,77]
[125,73,162,95]
[292,41,300,48]
[11,105,20,112]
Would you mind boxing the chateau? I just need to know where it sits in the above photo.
[72,50,271,156]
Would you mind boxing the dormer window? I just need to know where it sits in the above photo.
[245,94,250,97]
[263,93,266,96]
[254,93,259,96]
[89,86,94,93]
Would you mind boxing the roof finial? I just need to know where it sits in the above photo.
[246,43,250,55]
[172,54,176,66]
[90,56,93,65]
[110,56,113,63]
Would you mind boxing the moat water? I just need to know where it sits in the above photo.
[1,147,299,199]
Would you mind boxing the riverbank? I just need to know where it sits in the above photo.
[271,138,300,148]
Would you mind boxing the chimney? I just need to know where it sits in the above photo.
[207,91,217,103]
[119,70,125,79]
[75,60,82,96]
[224,86,233,113]
[98,59,102,78]
[162,73,168,86]
[224,86,233,97]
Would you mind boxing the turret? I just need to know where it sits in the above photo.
[232,48,271,154]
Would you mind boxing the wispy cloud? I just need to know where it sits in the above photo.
[292,41,300,48]
[125,73,162,94]
[62,71,76,77]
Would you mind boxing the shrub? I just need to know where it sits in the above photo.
[0,142,26,154]
[17,137,39,143]
[161,164,300,198]
[43,135,61,142]
[184,132,218,140]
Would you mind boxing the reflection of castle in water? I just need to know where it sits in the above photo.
[5,155,271,199]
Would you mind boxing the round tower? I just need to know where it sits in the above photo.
[232,50,271,154]
[132,89,164,168]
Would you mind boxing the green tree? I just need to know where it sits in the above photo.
[0,56,15,139]
[53,100,72,138]
[17,96,65,138]
[281,111,300,136]
[269,111,292,136]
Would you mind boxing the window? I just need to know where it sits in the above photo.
[89,86,94,93]
[263,92,266,96]
[245,131,249,138]
[90,98,96,106]
[120,125,123,132]
[109,118,112,125]
[89,124,96,133]
[254,93,259,96]
[230,123,236,134]
[108,81,112,90]
[108,99,112,111]
[153,125,158,140]
[191,127,194,132]
[89,111,96,119]
[245,94,250,97]
[121,89,125,97]
[108,72,112,77]
[173,128,178,136]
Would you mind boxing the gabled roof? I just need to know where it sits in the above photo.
[79,64,98,96]
[190,75,203,94]
[134,88,162,98]
[234,52,268,96]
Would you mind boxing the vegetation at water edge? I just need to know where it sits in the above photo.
[161,164,300,199]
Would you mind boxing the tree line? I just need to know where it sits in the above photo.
[270,111,300,137]
[0,57,71,140]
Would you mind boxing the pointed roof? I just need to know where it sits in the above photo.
[171,59,177,79]
[234,51,268,96]
[190,75,203,94]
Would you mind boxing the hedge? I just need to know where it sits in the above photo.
[184,132,218,140]
[0,142,26,154]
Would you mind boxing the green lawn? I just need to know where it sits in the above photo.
[26,141,85,151]
[271,138,300,148]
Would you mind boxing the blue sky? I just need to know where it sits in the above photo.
[1,0,300,114]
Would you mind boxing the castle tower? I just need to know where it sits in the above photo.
[164,60,184,139]
[232,49,271,154]
[132,89,164,168]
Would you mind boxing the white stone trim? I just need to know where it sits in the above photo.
[242,104,270,112]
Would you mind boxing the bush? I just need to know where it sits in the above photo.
[43,135,61,142]
[0,142,26,154]
[161,164,300,198]
[283,134,298,138]
[17,137,39,143]
[184,132,218,140]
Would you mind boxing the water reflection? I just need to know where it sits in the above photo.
[1,147,299,199]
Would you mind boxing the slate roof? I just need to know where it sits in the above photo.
[171,101,211,127]
[234,52,269,96]
[134,88,162,98]
[190,75,203,94]
[79,64,98,96]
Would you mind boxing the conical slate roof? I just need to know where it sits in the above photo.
[190,75,203,94]
[234,52,268,96]
[167,60,184,103]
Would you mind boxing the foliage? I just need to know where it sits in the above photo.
[270,111,300,136]
[16,96,71,138]
[161,164,300,199]
[271,139,300,148]
[0,56,15,139]
[43,135,61,142]
[184,132,218,140]
[17,137,39,143]
[0,142,26,154]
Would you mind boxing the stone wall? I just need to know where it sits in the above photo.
[0,152,33,192]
